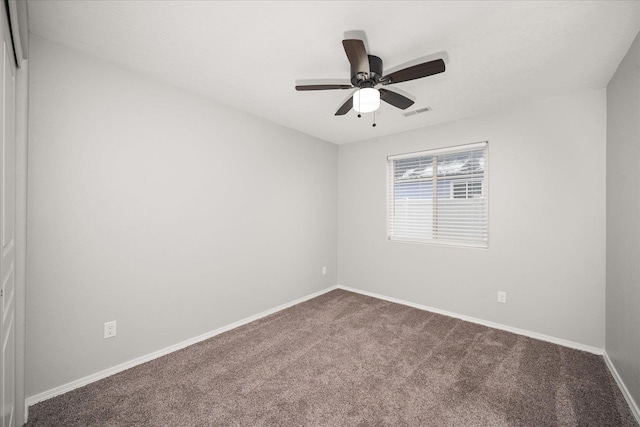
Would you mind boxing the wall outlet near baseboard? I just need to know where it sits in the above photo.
[104,321,116,339]
[497,291,507,304]
[322,266,327,276]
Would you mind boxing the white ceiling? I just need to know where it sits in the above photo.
[27,1,640,145]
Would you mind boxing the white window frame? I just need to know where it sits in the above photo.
[387,142,489,248]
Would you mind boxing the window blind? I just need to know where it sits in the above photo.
[387,142,488,248]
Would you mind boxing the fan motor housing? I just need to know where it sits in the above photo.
[351,55,383,87]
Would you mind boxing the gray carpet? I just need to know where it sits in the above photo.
[27,289,637,426]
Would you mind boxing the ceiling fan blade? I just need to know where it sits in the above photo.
[342,39,370,76]
[379,88,415,110]
[335,96,353,116]
[295,84,353,91]
[381,59,445,85]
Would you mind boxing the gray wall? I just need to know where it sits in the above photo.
[26,36,338,397]
[339,89,607,348]
[606,31,640,409]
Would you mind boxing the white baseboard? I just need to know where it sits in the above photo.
[25,285,338,417]
[336,284,603,355]
[603,351,640,424]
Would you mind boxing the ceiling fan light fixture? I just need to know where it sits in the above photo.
[353,88,380,113]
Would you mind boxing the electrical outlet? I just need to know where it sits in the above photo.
[104,321,117,339]
[322,266,327,276]
[497,291,507,304]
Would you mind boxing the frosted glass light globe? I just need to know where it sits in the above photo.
[353,88,380,113]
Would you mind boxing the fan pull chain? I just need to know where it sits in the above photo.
[372,110,376,127]
[357,88,362,118]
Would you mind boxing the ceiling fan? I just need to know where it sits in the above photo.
[295,38,445,117]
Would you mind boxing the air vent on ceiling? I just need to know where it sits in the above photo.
[402,107,432,117]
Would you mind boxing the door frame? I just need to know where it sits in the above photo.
[1,1,27,425]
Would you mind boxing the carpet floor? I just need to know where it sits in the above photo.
[27,289,637,426]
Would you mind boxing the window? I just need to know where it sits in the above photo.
[387,142,488,248]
